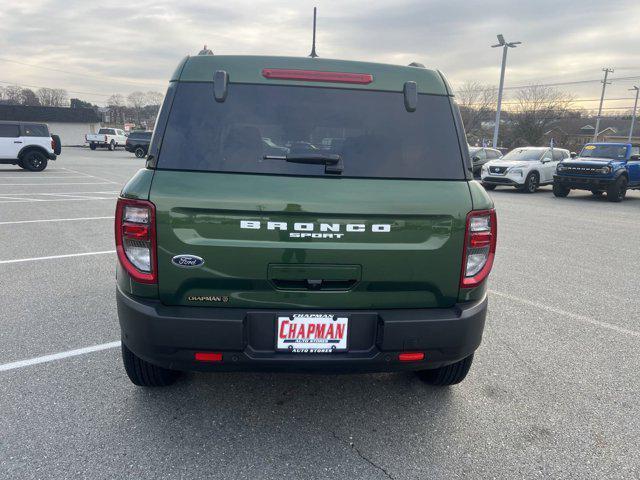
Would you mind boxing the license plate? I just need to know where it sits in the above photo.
[276,314,348,353]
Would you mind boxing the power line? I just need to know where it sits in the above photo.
[0,57,166,88]
[455,75,640,92]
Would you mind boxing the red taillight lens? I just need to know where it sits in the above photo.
[460,209,497,288]
[51,138,55,150]
[399,352,425,362]
[262,68,373,84]
[115,198,157,283]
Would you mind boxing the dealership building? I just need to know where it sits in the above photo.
[0,105,101,146]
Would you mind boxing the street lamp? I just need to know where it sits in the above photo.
[628,86,639,143]
[491,34,522,148]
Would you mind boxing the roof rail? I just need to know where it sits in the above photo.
[408,62,425,68]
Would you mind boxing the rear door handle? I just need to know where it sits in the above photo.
[14,141,22,144]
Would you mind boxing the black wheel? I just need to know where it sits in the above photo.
[134,147,145,158]
[521,172,539,193]
[89,143,97,150]
[21,151,48,171]
[416,354,474,386]
[108,140,115,151]
[482,183,496,191]
[17,160,25,169]
[606,176,627,202]
[121,342,180,387]
[553,182,570,198]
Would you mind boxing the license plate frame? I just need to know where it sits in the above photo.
[276,314,349,353]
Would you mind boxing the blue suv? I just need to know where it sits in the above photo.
[553,143,640,202]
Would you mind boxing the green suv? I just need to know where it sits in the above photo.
[115,54,497,387]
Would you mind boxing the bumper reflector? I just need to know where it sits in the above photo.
[398,352,425,362]
[194,352,223,362]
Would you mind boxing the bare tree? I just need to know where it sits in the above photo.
[20,88,41,106]
[36,87,69,107]
[3,85,23,104]
[455,81,497,143]
[106,94,126,125]
[510,85,574,146]
[127,91,147,124]
[145,91,164,106]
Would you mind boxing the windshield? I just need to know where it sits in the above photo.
[579,144,628,160]
[501,148,545,162]
[157,83,465,179]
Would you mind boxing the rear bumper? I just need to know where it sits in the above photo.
[117,286,487,373]
[554,175,613,189]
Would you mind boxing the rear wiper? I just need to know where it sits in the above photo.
[263,153,343,174]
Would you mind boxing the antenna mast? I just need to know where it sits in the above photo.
[309,7,318,58]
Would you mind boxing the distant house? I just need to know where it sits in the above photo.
[0,105,101,146]
[544,117,640,148]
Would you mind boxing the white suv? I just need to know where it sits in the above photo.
[0,121,61,171]
[481,146,570,193]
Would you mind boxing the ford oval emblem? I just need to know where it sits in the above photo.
[171,254,205,268]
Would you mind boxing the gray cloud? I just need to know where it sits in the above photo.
[0,0,638,108]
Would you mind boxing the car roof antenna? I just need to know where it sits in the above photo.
[309,7,319,58]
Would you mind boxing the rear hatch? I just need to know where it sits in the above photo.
[150,66,471,310]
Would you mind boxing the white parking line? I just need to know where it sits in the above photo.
[0,341,121,372]
[61,167,121,185]
[0,190,120,196]
[0,250,115,265]
[0,182,113,186]
[0,216,113,225]
[490,290,640,338]
[0,176,87,179]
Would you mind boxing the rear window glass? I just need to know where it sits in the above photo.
[158,83,465,179]
[98,128,115,135]
[129,131,151,139]
[22,124,49,137]
[0,124,20,137]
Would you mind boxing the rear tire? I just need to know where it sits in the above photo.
[121,343,180,387]
[416,354,474,386]
[553,182,570,197]
[606,176,627,202]
[134,147,145,158]
[21,151,48,171]
[108,140,115,151]
[89,143,96,150]
[482,183,496,191]
[520,172,539,193]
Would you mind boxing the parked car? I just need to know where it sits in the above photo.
[553,142,640,202]
[481,146,570,193]
[86,128,127,151]
[125,131,152,158]
[468,146,502,177]
[116,54,496,388]
[0,121,61,171]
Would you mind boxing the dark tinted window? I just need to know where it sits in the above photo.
[158,83,465,179]
[98,128,115,135]
[0,124,20,137]
[552,150,567,161]
[129,131,152,140]
[22,124,49,137]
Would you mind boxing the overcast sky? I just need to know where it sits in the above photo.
[1,0,639,110]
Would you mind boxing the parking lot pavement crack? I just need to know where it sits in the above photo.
[331,430,395,480]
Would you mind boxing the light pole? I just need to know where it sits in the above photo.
[491,34,521,148]
[628,86,639,143]
[593,68,613,142]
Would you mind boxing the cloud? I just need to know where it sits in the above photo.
[0,0,638,108]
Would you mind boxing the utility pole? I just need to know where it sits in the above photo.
[593,68,613,142]
[628,86,639,143]
[491,34,522,148]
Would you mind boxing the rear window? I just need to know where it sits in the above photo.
[22,124,49,137]
[0,124,20,137]
[98,128,115,135]
[129,131,151,139]
[157,83,465,179]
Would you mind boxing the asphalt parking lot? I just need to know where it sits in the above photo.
[0,147,639,480]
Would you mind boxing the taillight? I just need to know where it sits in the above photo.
[460,209,497,288]
[51,138,55,150]
[261,68,373,84]
[115,198,157,283]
